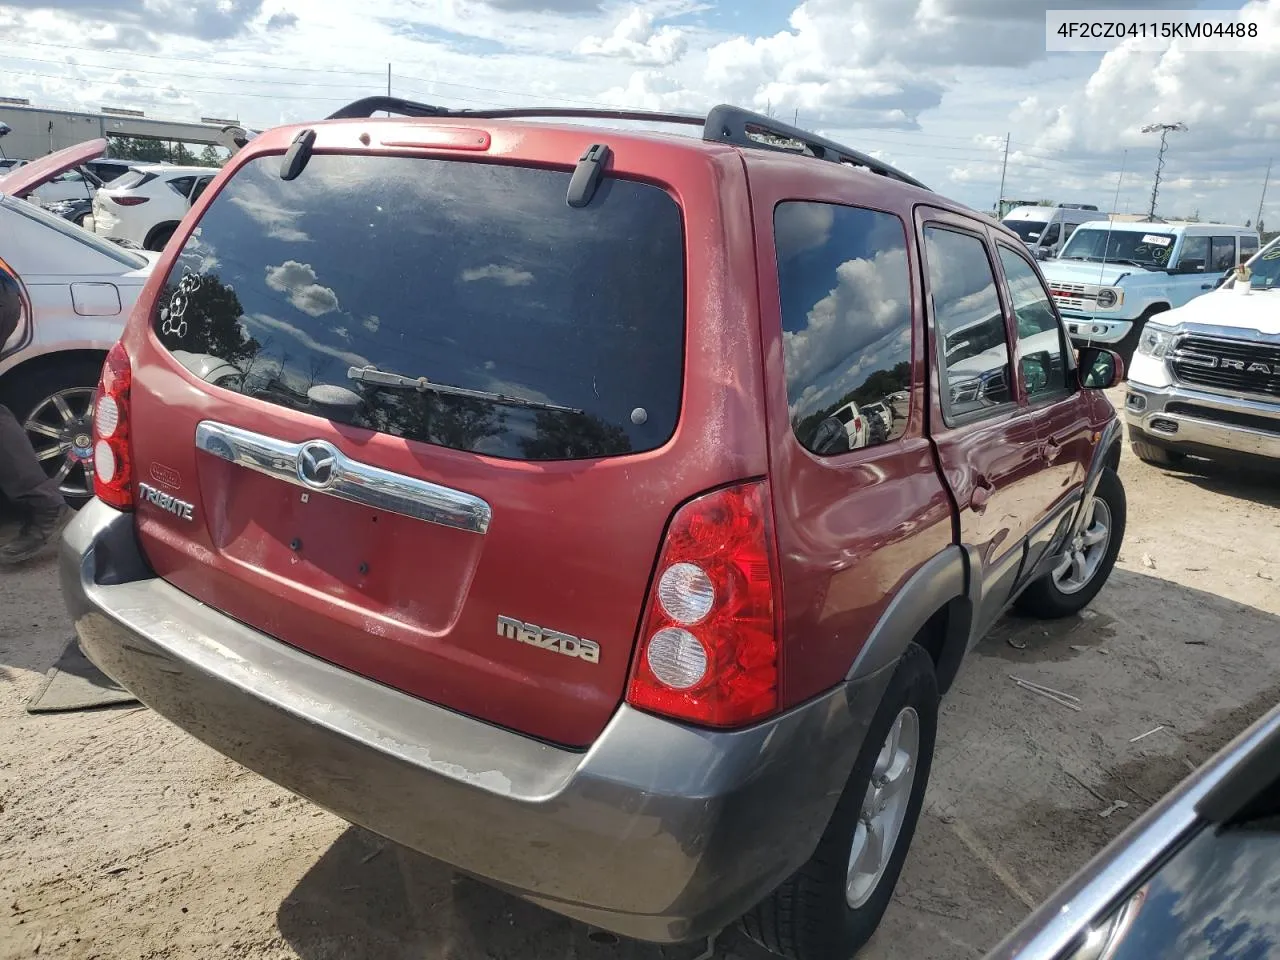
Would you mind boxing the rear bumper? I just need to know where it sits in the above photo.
[61,500,887,943]
[1125,381,1280,461]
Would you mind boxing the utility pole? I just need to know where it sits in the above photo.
[1141,121,1186,220]
[1256,158,1271,236]
[996,132,1010,216]
[387,63,392,97]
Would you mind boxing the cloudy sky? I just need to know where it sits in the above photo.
[1,0,1277,224]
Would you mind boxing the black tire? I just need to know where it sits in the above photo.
[740,643,938,960]
[146,224,177,252]
[0,355,107,509]
[1015,467,1126,620]
[1130,436,1185,467]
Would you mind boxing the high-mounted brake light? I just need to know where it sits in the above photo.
[92,342,134,510]
[626,481,782,728]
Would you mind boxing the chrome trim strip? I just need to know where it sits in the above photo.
[1166,322,1280,347]
[194,421,492,535]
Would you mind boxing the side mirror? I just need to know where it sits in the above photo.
[1078,347,1123,389]
[1175,258,1206,275]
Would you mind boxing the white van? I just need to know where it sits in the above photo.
[1002,204,1103,260]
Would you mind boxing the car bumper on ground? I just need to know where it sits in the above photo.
[1125,381,1280,460]
[60,499,886,944]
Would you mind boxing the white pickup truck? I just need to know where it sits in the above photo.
[1124,236,1279,466]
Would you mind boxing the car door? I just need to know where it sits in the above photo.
[994,242,1093,580]
[918,208,1043,639]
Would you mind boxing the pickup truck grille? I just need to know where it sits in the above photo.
[1171,335,1280,398]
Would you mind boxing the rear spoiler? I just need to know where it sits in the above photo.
[216,125,258,153]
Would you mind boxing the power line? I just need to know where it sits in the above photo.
[0,66,379,101]
[0,52,381,89]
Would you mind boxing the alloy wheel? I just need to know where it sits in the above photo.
[1052,497,1113,595]
[846,707,920,909]
[23,386,97,504]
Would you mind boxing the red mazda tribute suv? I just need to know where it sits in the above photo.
[61,100,1126,959]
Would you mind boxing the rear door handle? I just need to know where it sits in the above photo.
[970,477,995,513]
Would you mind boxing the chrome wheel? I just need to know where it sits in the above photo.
[1051,497,1113,595]
[846,707,919,909]
[23,386,97,503]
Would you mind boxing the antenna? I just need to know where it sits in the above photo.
[1099,150,1128,285]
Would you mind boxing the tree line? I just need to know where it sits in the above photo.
[106,136,226,167]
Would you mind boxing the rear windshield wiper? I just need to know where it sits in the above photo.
[347,365,583,415]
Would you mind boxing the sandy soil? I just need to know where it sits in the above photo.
[2,397,1279,960]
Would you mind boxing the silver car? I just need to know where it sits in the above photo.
[0,139,157,507]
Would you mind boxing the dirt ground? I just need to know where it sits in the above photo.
[3,393,1279,960]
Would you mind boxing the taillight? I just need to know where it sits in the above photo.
[111,195,149,206]
[626,481,782,728]
[93,342,134,510]
[854,416,863,431]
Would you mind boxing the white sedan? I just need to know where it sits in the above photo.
[92,162,219,251]
[0,139,157,507]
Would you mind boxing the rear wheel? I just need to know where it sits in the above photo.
[0,356,106,509]
[1130,437,1185,467]
[146,224,176,252]
[740,643,938,960]
[1015,467,1126,619]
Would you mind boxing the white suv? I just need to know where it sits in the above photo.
[92,164,219,251]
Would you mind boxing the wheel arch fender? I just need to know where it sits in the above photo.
[144,220,181,250]
[845,545,976,697]
[0,345,112,397]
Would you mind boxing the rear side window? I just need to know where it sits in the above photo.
[152,154,685,461]
[1241,235,1260,261]
[774,202,913,457]
[167,176,196,199]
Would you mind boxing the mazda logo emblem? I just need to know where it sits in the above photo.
[297,441,338,488]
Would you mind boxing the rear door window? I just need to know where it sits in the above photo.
[1211,236,1239,271]
[924,226,1013,422]
[773,201,913,456]
[151,153,686,461]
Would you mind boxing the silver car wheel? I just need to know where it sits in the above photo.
[846,706,920,909]
[24,386,97,502]
[1051,497,1112,595]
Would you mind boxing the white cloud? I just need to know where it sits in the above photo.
[782,244,912,401]
[227,181,309,242]
[461,264,534,286]
[264,260,340,316]
[577,7,687,67]
[1,0,1274,226]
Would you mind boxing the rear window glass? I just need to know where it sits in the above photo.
[110,170,152,190]
[152,154,686,460]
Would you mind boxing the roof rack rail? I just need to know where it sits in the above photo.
[325,97,930,191]
[702,105,929,190]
